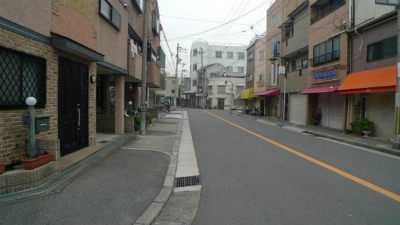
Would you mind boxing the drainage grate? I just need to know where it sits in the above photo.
[175,176,200,187]
[98,140,109,144]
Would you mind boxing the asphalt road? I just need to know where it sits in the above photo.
[188,109,400,225]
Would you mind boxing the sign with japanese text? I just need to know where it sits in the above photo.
[311,64,339,83]
[270,63,278,87]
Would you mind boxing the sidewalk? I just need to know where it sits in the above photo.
[236,113,400,157]
[0,112,182,225]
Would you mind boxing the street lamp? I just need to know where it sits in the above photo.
[26,97,37,158]
[225,80,234,113]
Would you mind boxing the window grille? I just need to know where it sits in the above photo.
[0,47,46,109]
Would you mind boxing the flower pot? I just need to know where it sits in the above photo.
[21,152,53,170]
[362,130,371,137]
[0,161,5,175]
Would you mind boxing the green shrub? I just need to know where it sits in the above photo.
[351,118,374,133]
[146,113,153,124]
[134,116,140,131]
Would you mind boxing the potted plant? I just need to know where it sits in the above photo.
[21,151,53,170]
[134,116,140,131]
[146,113,153,125]
[0,161,5,175]
[351,118,374,137]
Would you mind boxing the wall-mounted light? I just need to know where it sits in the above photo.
[129,83,133,90]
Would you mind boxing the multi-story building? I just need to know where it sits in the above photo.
[190,40,247,107]
[0,0,164,194]
[339,3,397,139]
[241,37,259,109]
[252,35,269,116]
[200,63,245,110]
[278,1,310,125]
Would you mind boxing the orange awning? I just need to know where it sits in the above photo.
[338,66,397,94]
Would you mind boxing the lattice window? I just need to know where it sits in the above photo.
[0,47,46,109]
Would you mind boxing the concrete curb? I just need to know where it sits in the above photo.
[237,113,400,157]
[305,131,400,157]
[133,114,183,225]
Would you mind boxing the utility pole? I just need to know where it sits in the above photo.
[200,48,205,108]
[140,0,149,135]
[175,43,180,79]
[393,0,400,149]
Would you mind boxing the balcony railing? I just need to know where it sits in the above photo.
[146,61,160,87]
[312,50,340,66]
[310,0,345,25]
[128,50,142,81]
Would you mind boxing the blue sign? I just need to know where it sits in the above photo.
[273,38,279,57]
[311,69,337,82]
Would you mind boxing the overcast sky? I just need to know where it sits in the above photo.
[159,0,276,77]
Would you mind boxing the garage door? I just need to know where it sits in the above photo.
[289,94,307,125]
[318,93,344,130]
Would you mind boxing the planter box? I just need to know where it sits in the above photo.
[0,161,5,175]
[21,152,53,170]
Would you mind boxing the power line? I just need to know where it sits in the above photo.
[168,0,272,41]
[160,15,252,26]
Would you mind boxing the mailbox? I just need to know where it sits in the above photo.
[35,116,50,133]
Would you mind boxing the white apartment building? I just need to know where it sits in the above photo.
[190,40,247,93]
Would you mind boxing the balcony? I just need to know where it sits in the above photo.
[128,50,142,81]
[312,50,340,66]
[310,0,345,25]
[147,61,160,88]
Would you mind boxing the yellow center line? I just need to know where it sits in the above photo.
[204,111,400,203]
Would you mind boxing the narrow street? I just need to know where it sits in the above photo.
[187,109,400,225]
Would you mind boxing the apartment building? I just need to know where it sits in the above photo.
[340,2,397,139]
[190,40,247,107]
[279,1,310,125]
[0,0,164,194]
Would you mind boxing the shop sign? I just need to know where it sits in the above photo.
[270,63,278,87]
[311,64,339,83]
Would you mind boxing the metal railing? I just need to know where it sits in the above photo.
[313,50,340,66]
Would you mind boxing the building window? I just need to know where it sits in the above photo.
[227,66,233,72]
[302,59,308,68]
[100,0,121,30]
[152,10,160,35]
[248,52,254,60]
[216,51,223,58]
[236,67,244,73]
[259,50,266,61]
[236,86,244,94]
[172,90,175,94]
[283,26,294,41]
[271,13,280,25]
[0,47,46,109]
[311,0,346,25]
[248,74,253,81]
[313,35,340,66]
[376,0,397,5]
[237,52,245,60]
[291,60,297,72]
[259,74,264,81]
[132,0,144,13]
[193,49,198,56]
[192,79,197,86]
[192,64,197,71]
[210,72,218,78]
[227,52,234,59]
[208,85,213,93]
[218,85,226,94]
[367,36,397,62]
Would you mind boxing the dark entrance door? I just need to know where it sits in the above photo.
[260,99,265,116]
[58,57,89,156]
[218,99,224,110]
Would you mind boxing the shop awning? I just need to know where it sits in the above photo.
[240,88,254,99]
[253,89,281,97]
[338,66,396,94]
[301,85,340,94]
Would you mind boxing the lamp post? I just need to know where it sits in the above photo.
[225,80,234,113]
[26,97,37,158]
